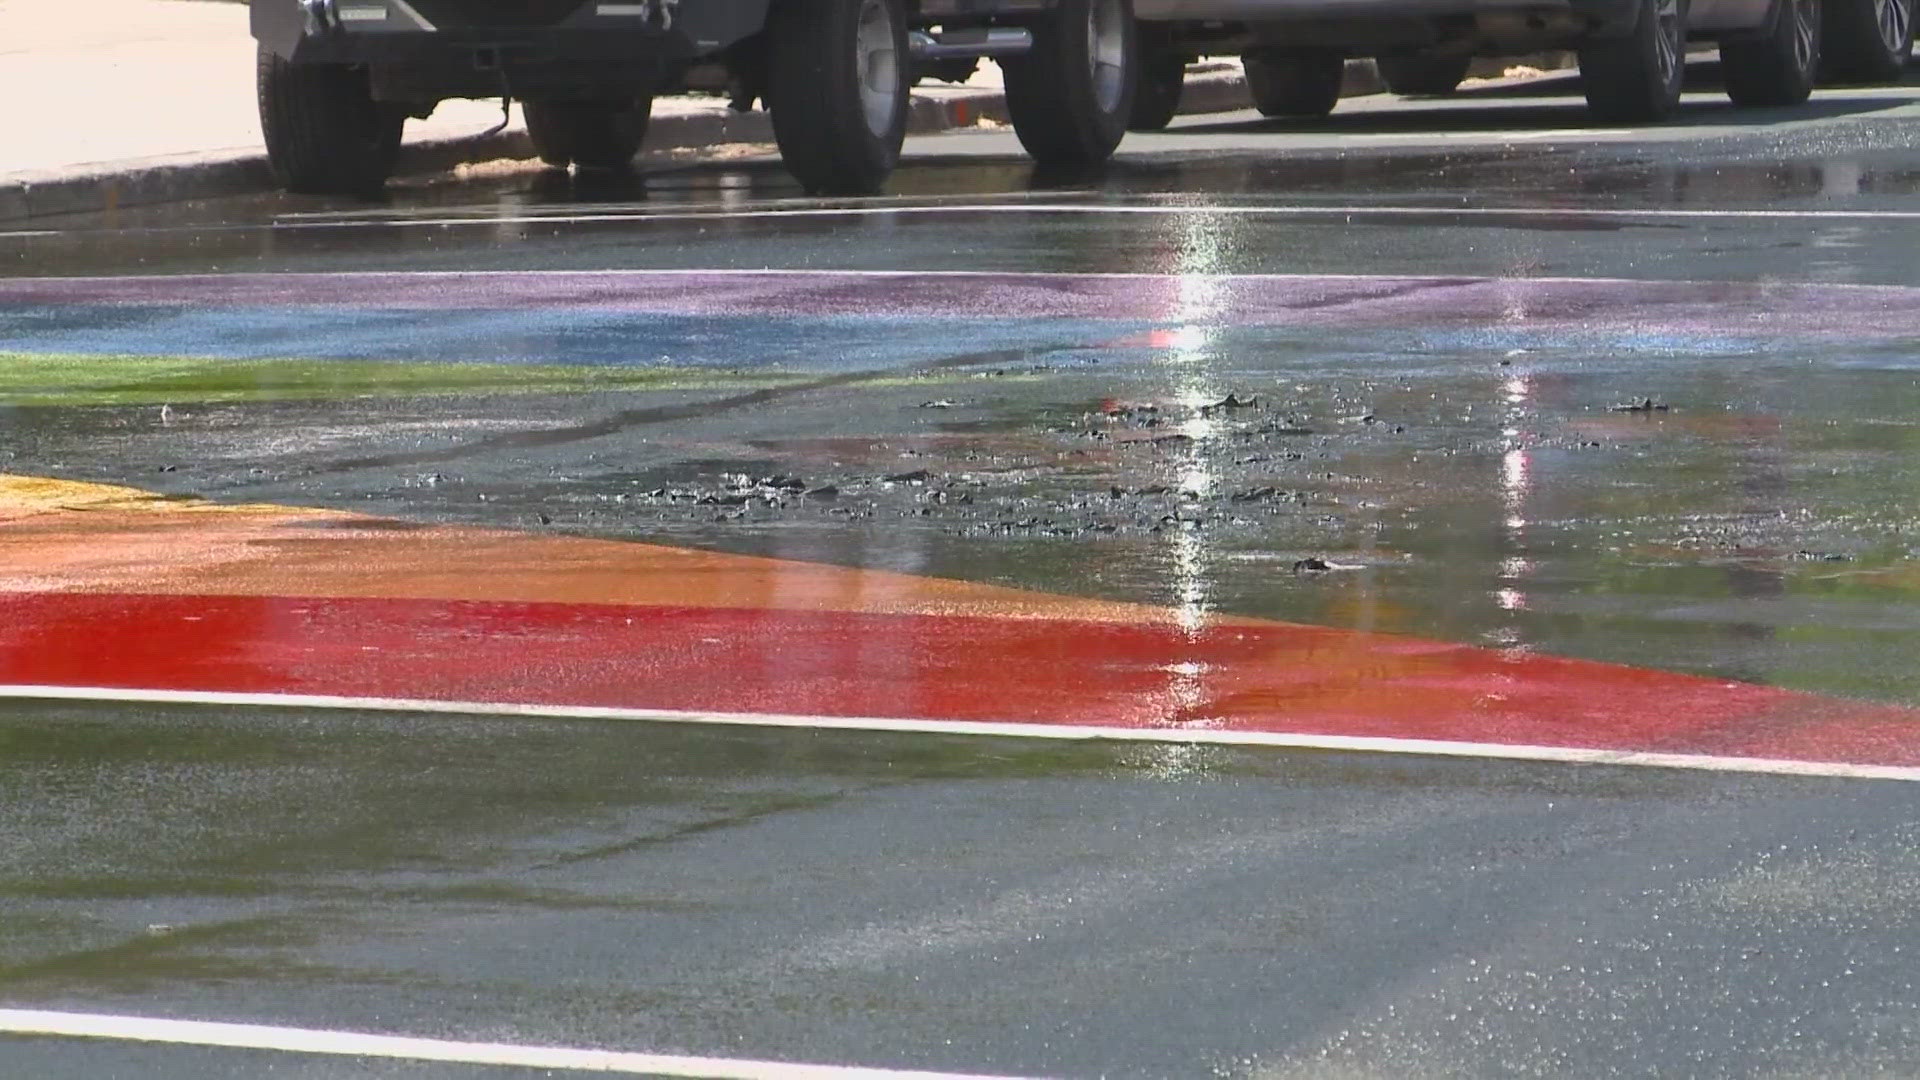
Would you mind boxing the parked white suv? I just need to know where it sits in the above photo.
[1126,0,1903,129]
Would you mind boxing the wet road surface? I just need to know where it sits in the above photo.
[4,71,1920,1077]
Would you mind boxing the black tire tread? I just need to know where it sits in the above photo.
[1722,0,1819,106]
[256,45,402,195]
[524,100,653,171]
[1003,0,1136,165]
[766,0,907,194]
[1819,0,1913,82]
[1244,49,1346,118]
[1128,54,1186,131]
[1577,0,1688,123]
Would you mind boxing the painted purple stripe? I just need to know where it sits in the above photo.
[5,271,1920,338]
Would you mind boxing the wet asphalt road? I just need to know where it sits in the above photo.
[4,70,1920,1077]
[6,702,1920,1079]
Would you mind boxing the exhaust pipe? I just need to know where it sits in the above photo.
[908,28,1034,60]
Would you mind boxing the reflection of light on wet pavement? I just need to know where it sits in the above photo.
[1176,415,1223,441]
[1497,375,1534,630]
[1165,271,1226,425]
[1501,448,1530,531]
[1169,522,1210,637]
[1822,161,1863,197]
[1176,459,1216,500]
[1120,739,1216,780]
[1160,324,1209,354]
[1156,223,1229,722]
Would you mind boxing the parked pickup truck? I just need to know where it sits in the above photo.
[251,0,1140,195]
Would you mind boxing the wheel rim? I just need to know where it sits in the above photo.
[1874,0,1911,53]
[1791,0,1818,71]
[1654,0,1684,89]
[1087,0,1128,115]
[855,0,900,139]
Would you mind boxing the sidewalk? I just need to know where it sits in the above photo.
[0,0,621,217]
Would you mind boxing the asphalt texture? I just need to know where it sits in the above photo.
[5,69,1920,1077]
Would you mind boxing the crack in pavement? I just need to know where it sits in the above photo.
[218,345,1068,488]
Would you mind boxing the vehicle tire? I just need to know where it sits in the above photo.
[1818,0,1913,82]
[1129,52,1186,131]
[1577,0,1688,122]
[1375,54,1473,95]
[766,0,910,195]
[1003,0,1137,165]
[523,100,653,171]
[1244,49,1346,118]
[1722,0,1820,106]
[256,45,404,196]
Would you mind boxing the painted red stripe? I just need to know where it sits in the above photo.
[7,592,1917,766]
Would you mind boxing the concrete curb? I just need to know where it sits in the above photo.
[2,154,278,224]
[0,54,1577,223]
[0,71,1260,223]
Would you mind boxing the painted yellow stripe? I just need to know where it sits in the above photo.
[0,474,354,521]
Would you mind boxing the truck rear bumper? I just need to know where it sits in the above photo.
[250,0,768,99]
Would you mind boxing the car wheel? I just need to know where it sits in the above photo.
[1244,49,1346,118]
[1722,0,1820,106]
[766,0,910,195]
[1375,54,1473,95]
[1129,52,1187,131]
[256,45,404,196]
[1578,0,1689,122]
[523,100,653,171]
[1003,0,1137,164]
[1819,0,1913,82]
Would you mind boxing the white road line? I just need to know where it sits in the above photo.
[15,266,1919,296]
[3,684,1917,784]
[271,188,1108,222]
[262,202,1920,230]
[12,266,1435,284]
[0,1009,1027,1079]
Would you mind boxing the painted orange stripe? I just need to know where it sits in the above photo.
[0,476,1196,624]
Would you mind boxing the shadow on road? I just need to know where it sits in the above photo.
[1172,60,1917,136]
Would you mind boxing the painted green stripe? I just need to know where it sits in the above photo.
[0,354,805,406]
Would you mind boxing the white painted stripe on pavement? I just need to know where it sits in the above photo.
[3,684,1918,784]
[17,266,1920,296]
[263,202,1920,230]
[0,1009,1027,1079]
[268,189,1108,222]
